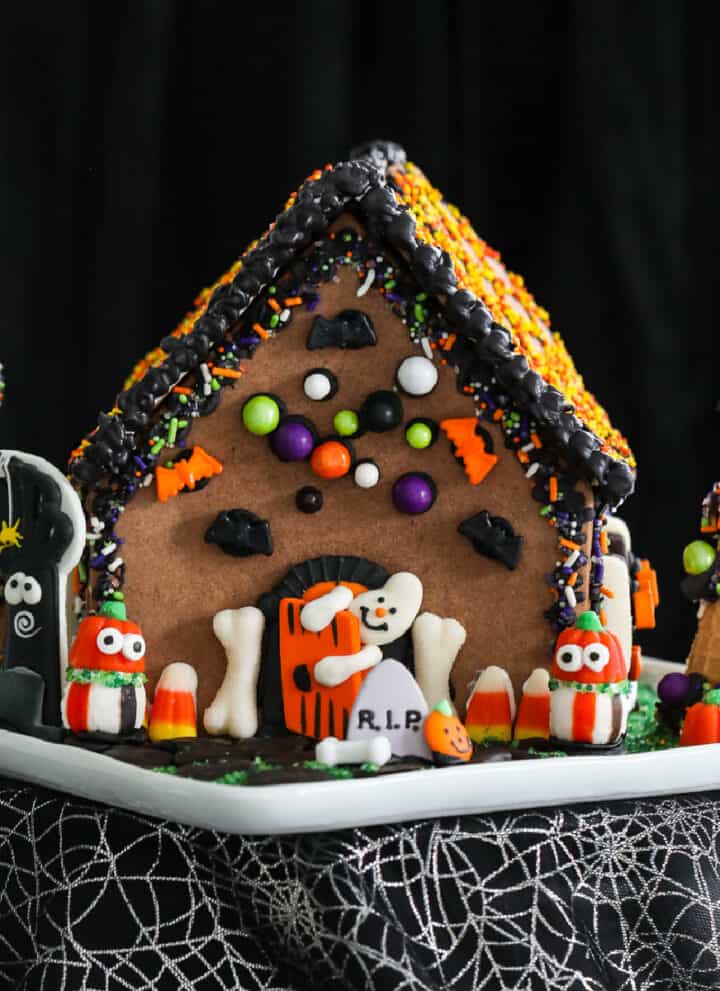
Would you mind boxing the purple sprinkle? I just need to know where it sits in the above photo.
[90,555,107,569]
[306,296,320,312]
[133,456,147,470]
[239,336,259,346]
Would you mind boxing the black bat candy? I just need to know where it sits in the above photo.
[204,509,273,557]
[306,310,376,351]
[458,510,523,571]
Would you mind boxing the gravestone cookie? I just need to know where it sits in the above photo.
[347,659,431,760]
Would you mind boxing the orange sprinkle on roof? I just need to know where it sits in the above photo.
[390,162,634,467]
[120,156,634,469]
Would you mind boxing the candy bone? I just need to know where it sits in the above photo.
[300,584,354,632]
[204,606,265,739]
[315,735,392,767]
[411,612,467,710]
[313,645,382,687]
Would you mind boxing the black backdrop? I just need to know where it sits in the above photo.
[0,1,713,662]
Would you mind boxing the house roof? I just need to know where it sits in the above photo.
[70,141,635,506]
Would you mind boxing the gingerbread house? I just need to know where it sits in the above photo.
[59,140,639,739]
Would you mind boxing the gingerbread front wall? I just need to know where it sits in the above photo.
[116,265,593,717]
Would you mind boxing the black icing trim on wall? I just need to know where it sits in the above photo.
[70,142,634,506]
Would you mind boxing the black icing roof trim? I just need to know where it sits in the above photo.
[71,140,634,506]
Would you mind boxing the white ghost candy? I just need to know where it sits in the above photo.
[349,572,423,646]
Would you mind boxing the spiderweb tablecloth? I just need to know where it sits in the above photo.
[0,778,718,990]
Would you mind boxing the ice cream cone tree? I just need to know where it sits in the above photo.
[682,481,720,683]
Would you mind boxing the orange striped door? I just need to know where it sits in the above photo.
[279,596,363,739]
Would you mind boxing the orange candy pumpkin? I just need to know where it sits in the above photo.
[424,699,473,766]
[551,613,627,686]
[68,601,146,675]
[680,694,720,746]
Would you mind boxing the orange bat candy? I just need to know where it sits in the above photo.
[155,445,223,502]
[440,418,499,484]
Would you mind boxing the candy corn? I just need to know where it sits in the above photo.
[148,662,198,741]
[513,668,550,740]
[465,666,516,743]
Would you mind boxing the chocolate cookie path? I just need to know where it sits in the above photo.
[59,729,590,783]
[56,684,668,785]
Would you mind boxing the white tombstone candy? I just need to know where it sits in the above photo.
[347,658,432,760]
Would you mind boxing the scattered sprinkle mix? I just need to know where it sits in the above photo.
[69,224,607,640]
[391,163,634,467]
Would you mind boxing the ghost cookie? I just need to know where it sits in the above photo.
[295,572,423,691]
[348,572,423,647]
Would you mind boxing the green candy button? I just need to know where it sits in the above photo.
[242,395,280,435]
[405,421,433,450]
[333,410,359,437]
[683,539,716,576]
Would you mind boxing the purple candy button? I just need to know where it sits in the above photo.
[392,472,436,515]
[657,672,691,707]
[271,418,316,462]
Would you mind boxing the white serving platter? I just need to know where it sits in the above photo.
[0,658,714,835]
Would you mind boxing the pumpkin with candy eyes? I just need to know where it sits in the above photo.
[62,601,147,736]
[551,612,627,685]
[549,611,630,746]
[69,612,147,675]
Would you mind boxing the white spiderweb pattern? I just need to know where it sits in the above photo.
[0,780,719,990]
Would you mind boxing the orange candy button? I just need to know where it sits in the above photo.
[311,440,352,479]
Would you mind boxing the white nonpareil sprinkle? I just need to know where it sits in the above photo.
[304,372,333,402]
[396,355,438,397]
[354,461,380,489]
[356,267,376,297]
